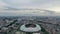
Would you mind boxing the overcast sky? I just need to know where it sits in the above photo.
[0,0,60,16]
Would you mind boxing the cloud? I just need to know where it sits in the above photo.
[1,0,60,9]
[0,0,60,16]
[0,9,57,16]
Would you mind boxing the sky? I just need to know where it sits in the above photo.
[0,0,60,16]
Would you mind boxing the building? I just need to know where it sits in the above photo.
[20,23,41,34]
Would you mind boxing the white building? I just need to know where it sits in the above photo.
[20,23,41,34]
